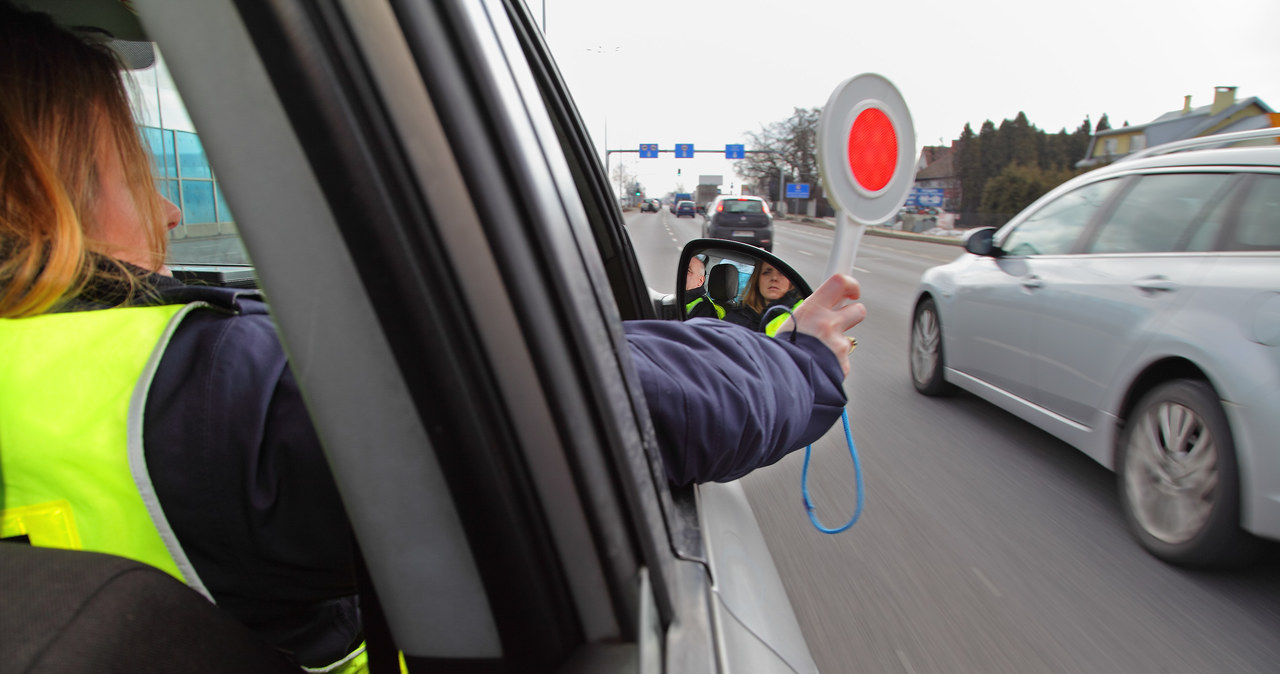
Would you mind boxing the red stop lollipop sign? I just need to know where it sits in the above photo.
[818,74,915,225]
[848,108,897,191]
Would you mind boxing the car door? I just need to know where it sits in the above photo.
[132,0,814,671]
[948,178,1119,404]
[1029,172,1230,444]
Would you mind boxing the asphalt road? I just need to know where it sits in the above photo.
[624,208,1280,674]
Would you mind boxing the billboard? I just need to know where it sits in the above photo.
[698,174,723,186]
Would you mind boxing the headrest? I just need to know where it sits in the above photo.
[708,264,739,303]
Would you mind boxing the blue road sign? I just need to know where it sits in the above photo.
[786,183,811,199]
[725,144,744,159]
[639,143,659,158]
[675,143,694,158]
[904,187,944,208]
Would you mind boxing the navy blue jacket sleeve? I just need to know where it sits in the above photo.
[623,318,846,485]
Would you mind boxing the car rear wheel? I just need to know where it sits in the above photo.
[1117,379,1259,568]
[909,297,954,396]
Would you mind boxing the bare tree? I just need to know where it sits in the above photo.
[735,107,821,204]
[611,159,637,203]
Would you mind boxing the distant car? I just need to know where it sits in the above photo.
[675,200,696,218]
[640,198,658,213]
[908,129,1280,569]
[702,195,773,252]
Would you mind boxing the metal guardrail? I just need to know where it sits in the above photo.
[1121,127,1280,163]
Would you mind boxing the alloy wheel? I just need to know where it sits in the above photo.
[910,306,941,388]
[1123,400,1219,545]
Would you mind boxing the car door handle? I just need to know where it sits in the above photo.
[1021,275,1043,290]
[1133,276,1178,293]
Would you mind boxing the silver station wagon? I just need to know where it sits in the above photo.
[909,129,1280,568]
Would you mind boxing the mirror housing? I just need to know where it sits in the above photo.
[677,239,812,322]
[963,227,1001,257]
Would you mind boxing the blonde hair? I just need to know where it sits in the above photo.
[0,5,168,317]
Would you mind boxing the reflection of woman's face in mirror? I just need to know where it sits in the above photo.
[758,263,791,301]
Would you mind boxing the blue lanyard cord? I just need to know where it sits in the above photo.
[801,408,863,533]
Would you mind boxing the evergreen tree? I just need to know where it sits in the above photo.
[1071,116,1092,166]
[976,120,1000,219]
[995,118,1014,168]
[1095,113,1111,132]
[980,163,1075,223]
[1009,112,1038,167]
[955,123,980,221]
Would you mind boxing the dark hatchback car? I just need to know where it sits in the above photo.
[703,195,774,252]
[675,200,696,218]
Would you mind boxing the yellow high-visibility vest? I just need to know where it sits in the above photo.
[0,303,371,673]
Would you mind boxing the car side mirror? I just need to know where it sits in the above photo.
[677,239,812,324]
[963,227,1001,257]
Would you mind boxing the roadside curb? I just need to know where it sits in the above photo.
[778,216,965,246]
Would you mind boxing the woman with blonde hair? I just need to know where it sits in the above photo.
[726,260,805,335]
[0,5,362,669]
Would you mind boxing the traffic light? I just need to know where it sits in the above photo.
[677,168,682,176]
[634,189,641,196]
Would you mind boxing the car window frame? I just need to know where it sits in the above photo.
[133,0,695,667]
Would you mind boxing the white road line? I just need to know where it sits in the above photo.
[853,265,870,273]
[972,566,1002,597]
[797,250,814,256]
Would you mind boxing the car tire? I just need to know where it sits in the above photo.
[1117,379,1260,568]
[909,297,954,396]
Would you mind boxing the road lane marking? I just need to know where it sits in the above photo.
[896,650,919,674]
[972,566,1002,597]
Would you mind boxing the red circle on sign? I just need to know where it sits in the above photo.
[846,108,897,192]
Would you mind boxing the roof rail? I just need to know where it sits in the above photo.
[1122,127,1280,163]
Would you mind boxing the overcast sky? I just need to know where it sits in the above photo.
[531,0,1280,197]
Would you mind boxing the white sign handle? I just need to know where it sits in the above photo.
[824,211,867,278]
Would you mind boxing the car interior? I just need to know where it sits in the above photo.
[2,1,822,672]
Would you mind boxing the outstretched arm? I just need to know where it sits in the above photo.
[625,274,865,485]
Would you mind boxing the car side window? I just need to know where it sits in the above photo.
[1185,182,1238,252]
[1000,179,1117,256]
[1226,175,1280,251]
[1086,173,1232,254]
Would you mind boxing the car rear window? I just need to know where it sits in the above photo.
[723,200,763,214]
